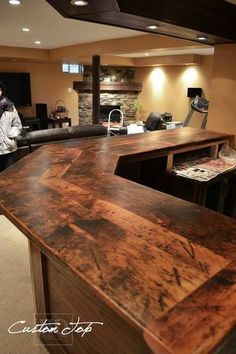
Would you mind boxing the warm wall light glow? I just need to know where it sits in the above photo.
[150,68,165,92]
[182,67,198,84]
[9,0,21,5]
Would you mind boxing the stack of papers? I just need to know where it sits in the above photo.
[127,124,144,134]
[171,158,236,182]
[165,121,183,129]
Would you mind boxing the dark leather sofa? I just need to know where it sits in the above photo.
[145,112,163,131]
[16,125,107,161]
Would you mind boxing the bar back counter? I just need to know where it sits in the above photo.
[0,127,235,354]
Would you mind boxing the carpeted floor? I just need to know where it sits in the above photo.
[0,215,48,354]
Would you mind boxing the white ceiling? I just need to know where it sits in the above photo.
[0,0,143,49]
[0,0,214,58]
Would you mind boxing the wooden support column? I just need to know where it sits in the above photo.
[92,55,100,124]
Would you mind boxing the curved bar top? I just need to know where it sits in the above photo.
[0,127,235,354]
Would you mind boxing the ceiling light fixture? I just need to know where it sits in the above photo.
[70,0,88,6]
[9,0,21,5]
[35,40,41,45]
[146,25,159,30]
[144,53,150,56]
[22,27,30,32]
[197,35,208,41]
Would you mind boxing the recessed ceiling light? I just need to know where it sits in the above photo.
[197,35,208,41]
[146,25,159,30]
[22,27,30,32]
[9,0,21,5]
[70,0,88,6]
[35,40,41,45]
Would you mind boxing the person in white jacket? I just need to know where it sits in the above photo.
[0,81,22,172]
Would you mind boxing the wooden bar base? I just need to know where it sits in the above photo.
[29,241,151,354]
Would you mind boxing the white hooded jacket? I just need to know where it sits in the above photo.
[0,106,22,155]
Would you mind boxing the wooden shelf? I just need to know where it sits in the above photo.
[73,81,142,92]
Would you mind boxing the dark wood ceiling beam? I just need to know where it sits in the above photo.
[46,0,236,44]
[116,0,236,41]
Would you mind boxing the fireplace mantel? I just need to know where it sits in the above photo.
[73,81,142,92]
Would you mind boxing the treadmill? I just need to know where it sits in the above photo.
[183,96,209,128]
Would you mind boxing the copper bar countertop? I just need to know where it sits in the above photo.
[0,127,235,354]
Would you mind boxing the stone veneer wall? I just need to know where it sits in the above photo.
[83,66,135,83]
[78,66,140,125]
[79,92,139,125]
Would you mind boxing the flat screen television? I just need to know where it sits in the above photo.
[0,72,32,107]
[187,87,202,98]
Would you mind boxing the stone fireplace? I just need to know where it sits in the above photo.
[100,104,121,122]
[73,66,142,126]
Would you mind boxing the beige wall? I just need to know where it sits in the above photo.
[207,44,236,140]
[0,62,82,126]
[1,47,235,138]
[135,56,213,126]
